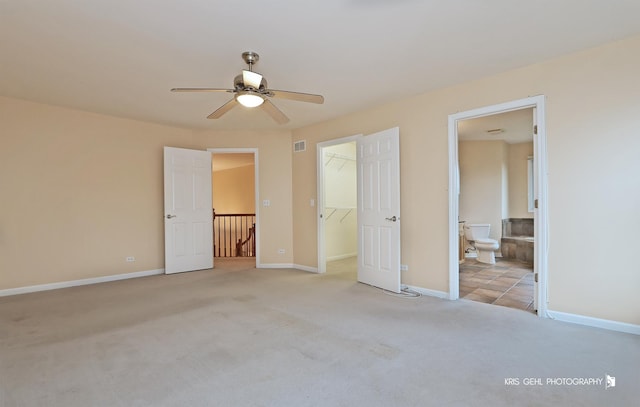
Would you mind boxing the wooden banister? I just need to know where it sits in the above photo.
[235,224,255,257]
[213,210,256,257]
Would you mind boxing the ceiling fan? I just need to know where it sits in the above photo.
[171,52,324,124]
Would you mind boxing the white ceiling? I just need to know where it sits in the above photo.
[2,1,639,131]
[458,108,533,144]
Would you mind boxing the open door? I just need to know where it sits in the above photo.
[357,127,401,293]
[164,147,213,274]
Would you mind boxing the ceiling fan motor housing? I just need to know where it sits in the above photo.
[234,74,267,91]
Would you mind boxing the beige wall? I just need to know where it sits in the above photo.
[292,34,640,325]
[0,97,293,290]
[0,96,191,289]
[212,164,256,214]
[458,140,506,242]
[508,142,534,219]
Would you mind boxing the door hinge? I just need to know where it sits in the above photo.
[534,199,538,209]
[533,125,538,135]
[534,273,538,283]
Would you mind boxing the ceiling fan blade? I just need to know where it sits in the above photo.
[270,90,324,104]
[242,70,263,89]
[261,99,289,124]
[171,88,233,93]
[207,99,238,119]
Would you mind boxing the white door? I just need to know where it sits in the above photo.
[164,147,213,274]
[357,127,401,293]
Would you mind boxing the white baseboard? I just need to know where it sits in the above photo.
[0,269,165,297]
[256,263,294,269]
[403,284,449,299]
[326,253,357,262]
[292,264,320,273]
[256,263,320,273]
[547,310,640,336]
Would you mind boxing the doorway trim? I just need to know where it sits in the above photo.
[208,148,260,267]
[316,134,361,274]
[447,95,549,318]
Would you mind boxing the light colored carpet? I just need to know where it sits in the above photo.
[1,259,638,406]
[326,256,357,280]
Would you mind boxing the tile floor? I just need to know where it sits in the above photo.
[325,256,535,313]
[459,257,535,313]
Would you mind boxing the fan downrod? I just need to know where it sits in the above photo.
[242,52,259,68]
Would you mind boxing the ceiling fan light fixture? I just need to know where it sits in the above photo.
[236,91,264,108]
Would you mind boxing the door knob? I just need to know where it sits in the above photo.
[385,216,397,222]
[166,214,176,219]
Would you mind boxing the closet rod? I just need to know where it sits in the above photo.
[324,152,356,165]
[340,209,353,223]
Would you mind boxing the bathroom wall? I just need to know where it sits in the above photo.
[501,142,509,221]
[458,140,508,242]
[459,140,533,242]
[323,142,357,260]
[508,142,534,218]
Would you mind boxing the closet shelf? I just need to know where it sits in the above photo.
[324,152,356,171]
[324,207,355,222]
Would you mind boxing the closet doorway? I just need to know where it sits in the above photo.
[317,135,360,278]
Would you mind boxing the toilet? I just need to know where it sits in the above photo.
[464,224,500,264]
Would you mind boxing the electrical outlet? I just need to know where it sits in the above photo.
[126,256,136,262]
[401,264,408,271]
[278,249,285,254]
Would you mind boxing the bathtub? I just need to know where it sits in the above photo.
[501,219,534,264]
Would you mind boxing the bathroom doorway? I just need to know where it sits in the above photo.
[457,108,535,312]
[317,136,360,279]
[448,96,549,318]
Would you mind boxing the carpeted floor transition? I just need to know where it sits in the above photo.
[1,258,638,406]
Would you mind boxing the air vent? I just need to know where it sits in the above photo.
[293,140,306,153]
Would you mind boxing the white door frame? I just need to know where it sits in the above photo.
[208,148,261,267]
[448,95,549,318]
[316,135,361,274]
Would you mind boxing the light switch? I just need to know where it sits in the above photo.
[262,199,270,207]
[310,199,315,207]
